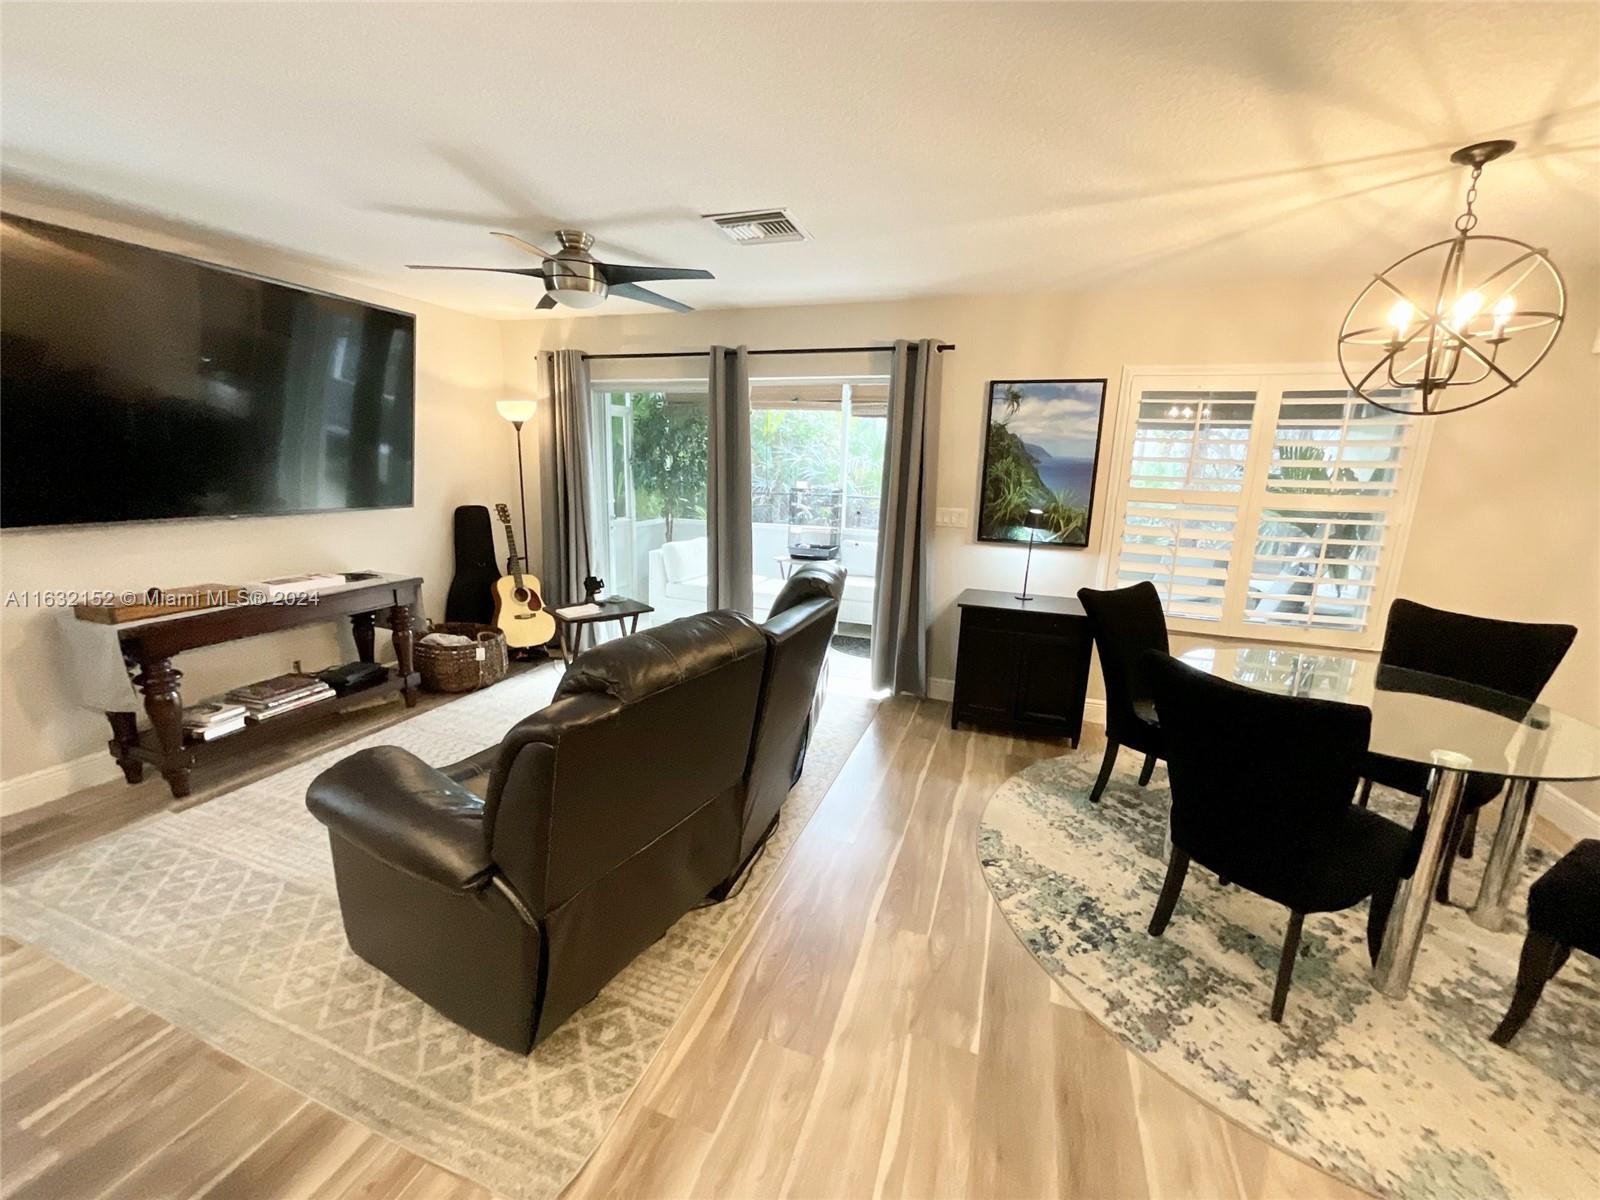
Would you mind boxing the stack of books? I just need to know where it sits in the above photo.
[225,673,336,722]
[182,701,248,742]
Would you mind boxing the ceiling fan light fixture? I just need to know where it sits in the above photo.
[547,282,608,309]
[544,256,608,309]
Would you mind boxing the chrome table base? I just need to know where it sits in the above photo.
[1468,778,1539,932]
[1373,755,1469,998]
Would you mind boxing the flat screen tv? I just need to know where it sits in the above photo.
[1,214,416,529]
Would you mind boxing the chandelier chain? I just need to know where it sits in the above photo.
[1454,165,1482,234]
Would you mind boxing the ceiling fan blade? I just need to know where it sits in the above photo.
[405,264,546,275]
[489,231,556,260]
[610,282,693,313]
[536,293,558,310]
[598,263,715,286]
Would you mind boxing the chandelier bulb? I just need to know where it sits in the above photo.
[1387,300,1415,339]
[1491,294,1516,334]
[1450,291,1484,330]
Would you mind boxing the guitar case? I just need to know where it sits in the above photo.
[445,505,499,625]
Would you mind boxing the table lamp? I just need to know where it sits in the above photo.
[496,398,537,571]
[1017,507,1046,601]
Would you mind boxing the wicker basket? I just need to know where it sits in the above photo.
[414,622,509,693]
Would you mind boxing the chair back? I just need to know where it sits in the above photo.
[1147,653,1371,861]
[1077,582,1169,744]
[1380,598,1576,703]
[739,563,845,867]
[482,611,767,1034]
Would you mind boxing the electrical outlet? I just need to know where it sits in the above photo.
[935,507,969,528]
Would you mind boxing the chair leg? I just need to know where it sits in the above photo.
[1088,740,1119,804]
[1137,752,1157,787]
[1270,911,1305,1023]
[1433,807,1469,905]
[1491,930,1566,1046]
[1147,848,1190,937]
[1356,779,1373,808]
[1366,874,1401,966]
[1458,807,1479,859]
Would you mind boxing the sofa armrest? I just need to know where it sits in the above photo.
[438,745,500,787]
[306,746,493,893]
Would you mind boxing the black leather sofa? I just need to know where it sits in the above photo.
[306,564,844,1053]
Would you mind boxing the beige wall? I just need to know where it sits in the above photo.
[0,199,512,797]
[503,273,1600,808]
[5,219,1594,818]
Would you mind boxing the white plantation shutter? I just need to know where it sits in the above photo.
[1106,373,1427,648]
[1114,388,1256,621]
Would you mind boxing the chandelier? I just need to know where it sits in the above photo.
[1337,140,1565,416]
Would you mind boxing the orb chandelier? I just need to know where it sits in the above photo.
[1337,140,1565,416]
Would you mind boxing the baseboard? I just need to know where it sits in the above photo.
[924,677,1107,728]
[1542,784,1600,842]
[1,749,122,819]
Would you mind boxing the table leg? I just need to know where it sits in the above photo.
[133,658,190,799]
[558,624,575,665]
[1373,754,1470,997]
[105,711,144,784]
[1469,779,1539,932]
[350,611,377,663]
[389,604,418,707]
[628,615,640,634]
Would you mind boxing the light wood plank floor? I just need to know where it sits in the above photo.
[3,693,1385,1198]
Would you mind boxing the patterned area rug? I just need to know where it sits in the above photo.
[3,666,878,1200]
[978,751,1600,1200]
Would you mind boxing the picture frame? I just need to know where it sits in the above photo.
[976,377,1108,548]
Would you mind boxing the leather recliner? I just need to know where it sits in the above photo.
[722,561,846,892]
[306,611,768,1053]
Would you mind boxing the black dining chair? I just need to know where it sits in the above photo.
[1358,598,1577,904]
[1491,839,1599,1046]
[1077,582,1169,804]
[1146,653,1410,1023]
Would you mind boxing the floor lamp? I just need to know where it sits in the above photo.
[1016,507,1046,601]
[496,399,536,572]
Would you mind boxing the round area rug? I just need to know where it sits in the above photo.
[977,751,1600,1200]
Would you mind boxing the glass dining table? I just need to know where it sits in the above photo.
[1177,643,1600,998]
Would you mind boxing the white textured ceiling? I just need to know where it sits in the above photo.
[2,2,1596,319]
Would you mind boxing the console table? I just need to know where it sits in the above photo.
[72,574,422,799]
[951,588,1091,744]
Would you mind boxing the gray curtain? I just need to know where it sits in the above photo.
[537,348,595,606]
[872,339,942,694]
[706,345,754,613]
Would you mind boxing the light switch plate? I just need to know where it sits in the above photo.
[935,507,968,528]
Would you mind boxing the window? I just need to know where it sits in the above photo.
[1104,369,1430,648]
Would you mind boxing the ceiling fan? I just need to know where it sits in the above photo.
[407,229,713,312]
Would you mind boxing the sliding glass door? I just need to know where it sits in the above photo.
[591,382,710,624]
[748,376,887,637]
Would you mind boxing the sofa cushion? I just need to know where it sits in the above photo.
[557,610,764,705]
[659,537,708,583]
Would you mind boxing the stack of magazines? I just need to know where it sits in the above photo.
[182,701,248,742]
[225,673,335,722]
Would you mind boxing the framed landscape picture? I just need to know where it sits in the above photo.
[976,378,1108,547]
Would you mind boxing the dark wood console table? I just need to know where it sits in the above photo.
[94,574,422,799]
[951,588,1091,744]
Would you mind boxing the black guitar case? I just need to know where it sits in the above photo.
[445,505,499,625]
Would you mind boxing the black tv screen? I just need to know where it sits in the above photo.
[1,214,416,528]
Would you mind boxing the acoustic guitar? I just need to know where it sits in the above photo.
[491,503,557,648]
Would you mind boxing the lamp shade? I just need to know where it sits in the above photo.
[1023,507,1047,531]
[496,399,537,425]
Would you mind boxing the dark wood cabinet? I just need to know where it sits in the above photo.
[951,588,1091,744]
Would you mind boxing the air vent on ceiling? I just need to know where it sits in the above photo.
[702,208,807,245]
